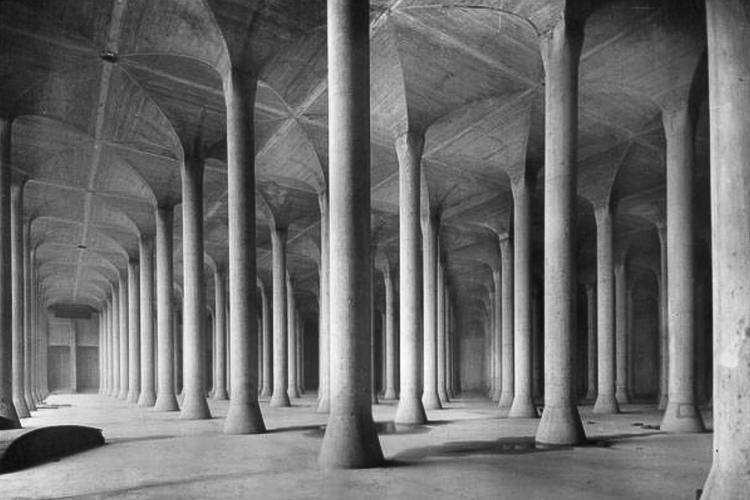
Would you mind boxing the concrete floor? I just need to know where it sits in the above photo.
[2,393,713,500]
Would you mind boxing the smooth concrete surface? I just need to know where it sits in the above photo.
[0,393,714,500]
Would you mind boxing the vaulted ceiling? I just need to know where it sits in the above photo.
[0,0,708,319]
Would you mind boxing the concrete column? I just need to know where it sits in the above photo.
[490,268,502,401]
[28,247,39,405]
[437,262,448,404]
[656,223,668,409]
[370,270,378,405]
[117,273,129,399]
[382,266,397,400]
[69,320,77,393]
[212,269,228,400]
[447,299,456,399]
[498,235,514,410]
[702,2,750,495]
[270,227,290,407]
[223,70,264,432]
[110,285,120,398]
[39,308,49,399]
[127,259,140,403]
[585,283,597,401]
[259,285,273,398]
[23,226,35,411]
[660,102,704,433]
[287,276,300,399]
[154,207,178,412]
[319,0,384,468]
[593,207,619,414]
[137,236,156,406]
[421,215,441,410]
[101,303,109,395]
[394,132,427,425]
[173,300,182,395]
[614,260,630,404]
[179,155,211,420]
[508,175,536,419]
[316,191,330,412]
[535,18,586,445]
[0,118,20,429]
[297,310,304,394]
[10,182,29,418]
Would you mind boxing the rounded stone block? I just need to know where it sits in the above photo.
[535,405,586,446]
[318,414,384,470]
[394,396,427,425]
[660,402,705,433]
[593,394,620,414]
[224,402,266,435]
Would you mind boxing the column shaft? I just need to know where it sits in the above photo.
[154,207,178,411]
[287,277,300,399]
[498,236,514,409]
[110,285,120,397]
[212,269,228,400]
[10,183,29,417]
[137,236,156,406]
[127,260,140,403]
[421,216,441,409]
[437,263,448,403]
[593,207,619,414]
[702,2,750,495]
[269,228,290,407]
[508,175,536,418]
[260,285,273,398]
[382,269,397,400]
[660,103,704,432]
[179,156,211,420]
[316,192,330,412]
[23,226,35,411]
[535,18,586,445]
[394,132,427,425]
[585,283,597,401]
[223,70,264,432]
[657,224,668,409]
[490,269,502,401]
[615,261,629,404]
[319,0,384,468]
[117,273,129,399]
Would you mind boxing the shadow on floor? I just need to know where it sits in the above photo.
[392,436,545,461]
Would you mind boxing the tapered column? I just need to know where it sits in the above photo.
[10,182,29,418]
[497,235,514,410]
[421,215,441,410]
[28,248,39,405]
[223,70,264,432]
[535,18,586,445]
[101,303,109,395]
[656,223,668,409]
[508,175,536,419]
[614,259,629,404]
[702,2,750,495]
[269,228,290,407]
[437,263,449,404]
[173,300,182,395]
[592,207,619,414]
[110,285,120,398]
[394,132,427,425]
[137,236,156,407]
[39,308,48,399]
[287,276,300,399]
[127,259,140,403]
[212,269,228,400]
[23,226,35,411]
[259,285,273,398]
[154,207,179,411]
[585,283,597,401]
[490,268,502,401]
[179,155,211,420]
[0,119,19,429]
[117,273,129,399]
[316,191,330,412]
[660,102,704,433]
[382,266,397,400]
[319,0,384,468]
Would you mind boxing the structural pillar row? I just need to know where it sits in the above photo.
[287,275,300,400]
[110,283,120,398]
[23,224,35,412]
[137,235,156,407]
[270,227,290,408]
[10,182,29,418]
[154,207,179,412]
[614,257,629,404]
[490,268,502,402]
[535,16,586,445]
[212,269,228,401]
[316,191,330,413]
[498,235,514,410]
[318,0,384,468]
[593,206,619,414]
[394,131,427,426]
[656,223,668,410]
[127,259,140,403]
[382,265,397,400]
[437,262,449,404]
[421,214,441,410]
[259,285,273,398]
[585,282,597,401]
[117,272,129,400]
[702,1,750,495]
